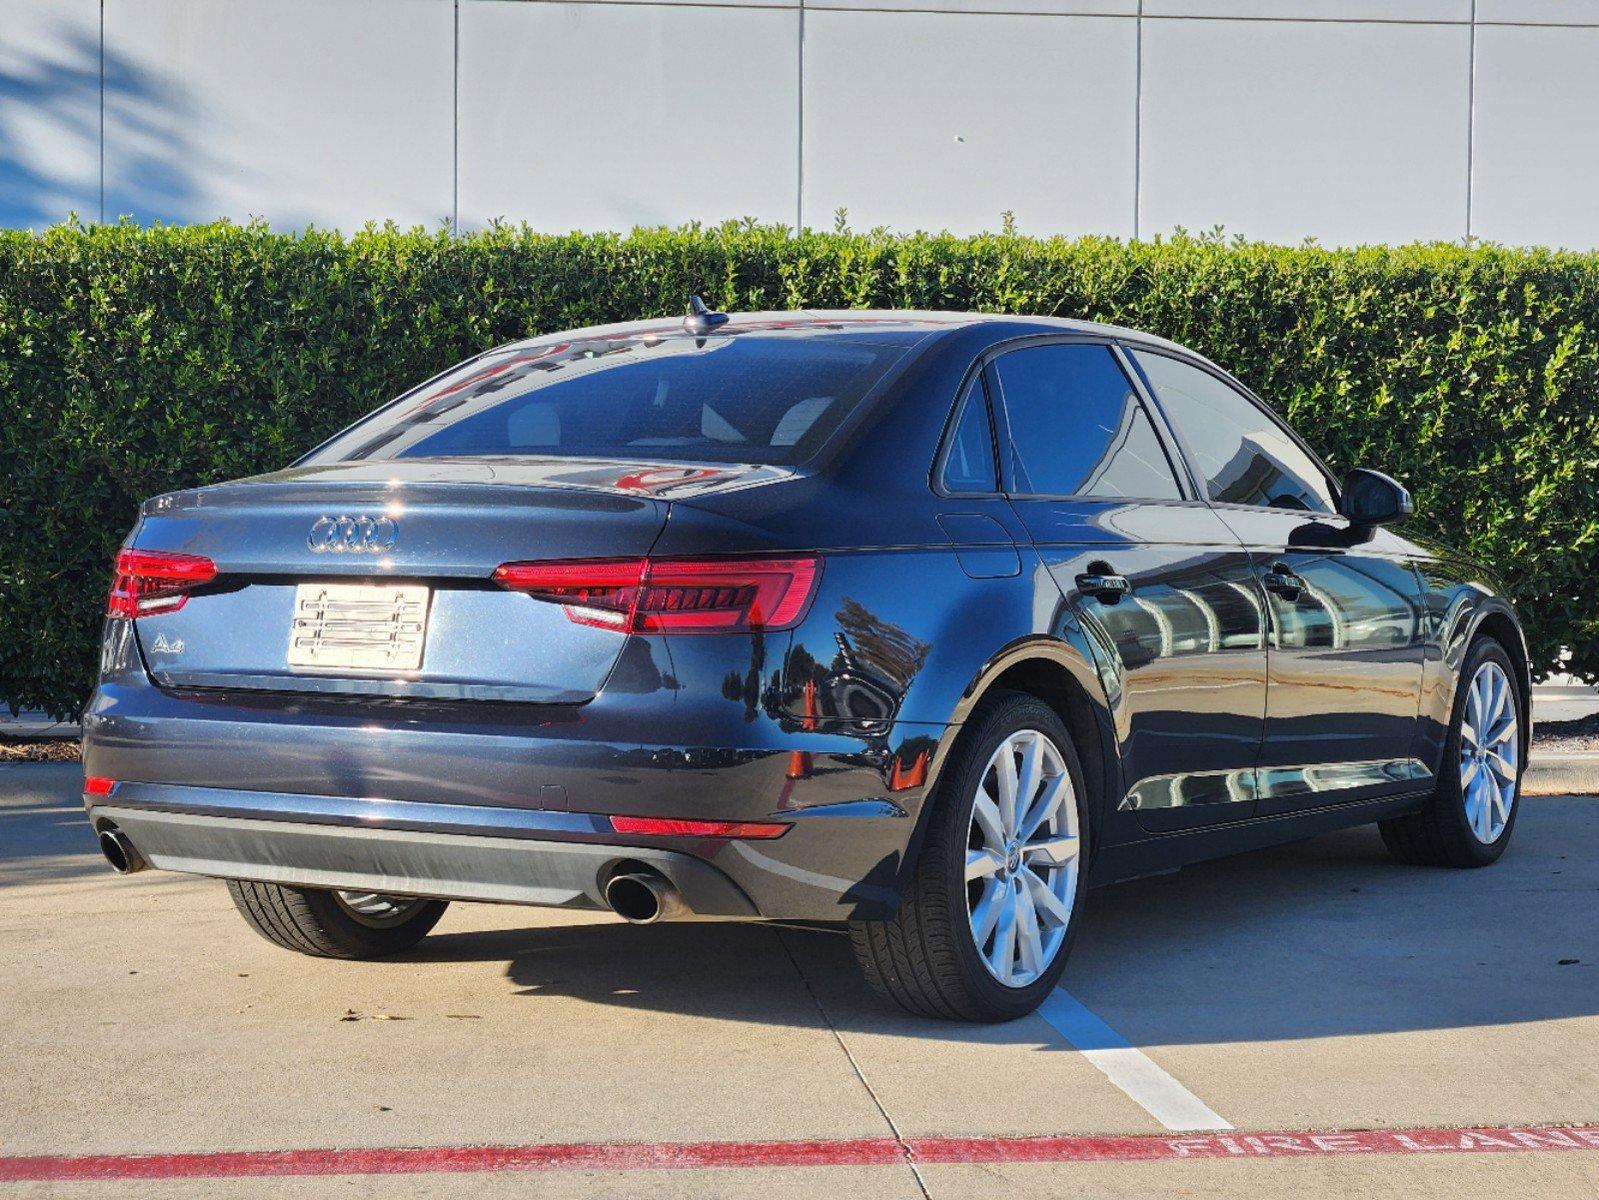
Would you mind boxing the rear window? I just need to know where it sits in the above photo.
[307,329,925,467]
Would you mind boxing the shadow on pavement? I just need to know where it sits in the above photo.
[6,761,1596,1047]
[0,763,105,884]
[407,798,1599,1048]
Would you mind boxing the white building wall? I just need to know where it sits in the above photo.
[1,0,1597,247]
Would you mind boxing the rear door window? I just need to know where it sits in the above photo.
[940,378,999,493]
[1130,350,1335,513]
[991,343,1182,500]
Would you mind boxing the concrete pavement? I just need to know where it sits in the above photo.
[2,761,1597,1197]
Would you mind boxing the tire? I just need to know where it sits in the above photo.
[850,691,1091,1021]
[1379,636,1524,868]
[226,880,449,959]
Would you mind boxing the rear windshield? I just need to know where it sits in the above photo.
[307,328,926,467]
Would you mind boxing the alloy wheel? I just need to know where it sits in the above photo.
[334,891,430,928]
[1459,660,1518,844]
[965,728,1080,987]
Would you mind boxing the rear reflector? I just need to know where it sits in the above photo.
[608,815,790,840]
[494,555,821,634]
[83,776,116,796]
[108,549,218,618]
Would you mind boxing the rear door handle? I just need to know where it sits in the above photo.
[1076,572,1133,603]
[1262,566,1304,600]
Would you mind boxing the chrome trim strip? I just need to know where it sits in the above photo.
[1255,758,1433,801]
[1122,758,1434,811]
[150,670,588,704]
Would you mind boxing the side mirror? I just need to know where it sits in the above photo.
[1339,468,1413,527]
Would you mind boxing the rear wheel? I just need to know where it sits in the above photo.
[226,880,448,958]
[1380,636,1523,868]
[850,692,1089,1021]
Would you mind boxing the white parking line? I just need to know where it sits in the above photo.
[1039,989,1232,1132]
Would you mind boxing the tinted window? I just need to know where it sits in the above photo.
[307,329,923,468]
[992,344,1181,500]
[1131,351,1335,513]
[941,379,998,493]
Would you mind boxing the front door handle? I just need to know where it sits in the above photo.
[1076,572,1133,604]
[1262,566,1304,600]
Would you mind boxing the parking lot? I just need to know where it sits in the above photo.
[3,760,1597,1198]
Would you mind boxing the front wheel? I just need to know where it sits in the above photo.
[1380,636,1524,868]
[226,880,449,958]
[850,692,1089,1021]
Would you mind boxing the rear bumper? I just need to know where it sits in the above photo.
[89,790,757,915]
[81,678,946,919]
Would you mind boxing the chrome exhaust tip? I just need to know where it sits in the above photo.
[604,871,689,924]
[97,828,146,875]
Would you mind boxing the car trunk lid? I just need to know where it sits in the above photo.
[123,458,780,703]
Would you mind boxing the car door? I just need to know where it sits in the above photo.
[988,339,1269,832]
[1127,348,1427,815]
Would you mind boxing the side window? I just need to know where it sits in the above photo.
[1131,350,1335,514]
[940,377,999,494]
[991,343,1182,500]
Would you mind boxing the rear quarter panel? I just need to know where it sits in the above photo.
[657,324,1128,868]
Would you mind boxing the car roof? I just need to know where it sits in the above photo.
[493,309,1204,364]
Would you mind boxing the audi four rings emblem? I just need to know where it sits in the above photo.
[307,515,398,554]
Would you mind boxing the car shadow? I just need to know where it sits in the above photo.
[7,762,1595,1047]
[0,763,108,885]
[403,796,1599,1048]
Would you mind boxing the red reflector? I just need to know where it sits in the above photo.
[494,555,821,634]
[84,776,116,796]
[108,549,218,618]
[608,815,789,840]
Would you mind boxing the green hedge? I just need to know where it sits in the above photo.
[3,221,1597,719]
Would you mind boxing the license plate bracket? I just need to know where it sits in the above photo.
[287,583,431,672]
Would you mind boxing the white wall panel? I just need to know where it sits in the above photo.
[0,0,102,228]
[1472,25,1599,248]
[1144,1,1468,19]
[1477,1,1599,24]
[102,0,453,229]
[811,0,1133,14]
[803,12,1137,236]
[7,0,1599,248]
[1140,18,1471,245]
[458,1,798,232]
[482,0,799,7]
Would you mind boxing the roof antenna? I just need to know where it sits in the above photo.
[684,295,730,336]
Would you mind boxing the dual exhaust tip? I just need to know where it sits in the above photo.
[604,870,691,924]
[97,827,146,875]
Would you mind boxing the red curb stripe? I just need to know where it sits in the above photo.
[3,1126,1597,1182]
[913,1125,1599,1164]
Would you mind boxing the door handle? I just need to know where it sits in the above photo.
[1262,566,1304,600]
[1076,572,1132,604]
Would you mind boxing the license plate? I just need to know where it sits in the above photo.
[287,583,430,672]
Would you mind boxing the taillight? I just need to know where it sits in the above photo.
[608,815,789,839]
[84,776,116,796]
[108,549,217,618]
[493,555,821,634]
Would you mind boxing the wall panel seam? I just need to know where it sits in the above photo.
[1133,0,1142,241]
[1466,0,1476,240]
[797,0,805,233]
[453,0,461,232]
[98,0,105,224]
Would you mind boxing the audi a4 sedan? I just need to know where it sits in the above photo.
[82,305,1528,1021]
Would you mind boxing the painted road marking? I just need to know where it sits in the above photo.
[1037,989,1232,1132]
[3,1126,1597,1182]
